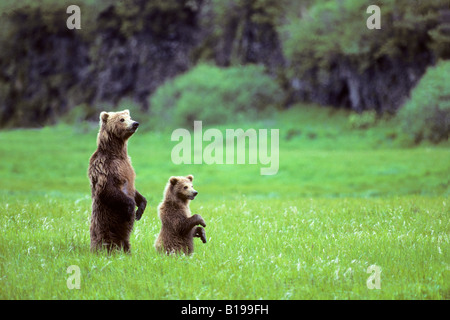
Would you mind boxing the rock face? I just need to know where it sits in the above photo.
[0,2,203,126]
[88,4,201,111]
[0,8,91,126]
[290,52,434,114]
[0,2,446,127]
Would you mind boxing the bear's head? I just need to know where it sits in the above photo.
[165,175,198,203]
[97,109,139,144]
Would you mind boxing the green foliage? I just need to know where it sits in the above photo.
[1,0,449,127]
[211,0,286,28]
[113,0,200,37]
[0,0,108,37]
[0,0,201,128]
[0,2,100,127]
[397,60,450,144]
[200,0,288,67]
[348,110,377,129]
[149,64,283,128]
[282,0,450,77]
[281,0,450,113]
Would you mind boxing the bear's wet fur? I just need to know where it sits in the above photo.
[88,109,147,253]
[155,175,206,255]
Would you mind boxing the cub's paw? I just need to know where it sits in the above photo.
[195,227,207,244]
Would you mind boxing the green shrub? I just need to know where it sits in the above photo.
[282,0,449,77]
[280,0,450,113]
[148,64,283,128]
[348,110,377,129]
[397,60,450,144]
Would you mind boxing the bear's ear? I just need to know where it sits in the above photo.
[100,111,109,123]
[187,175,194,182]
[170,176,178,186]
[123,109,130,115]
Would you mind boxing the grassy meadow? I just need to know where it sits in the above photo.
[0,105,449,299]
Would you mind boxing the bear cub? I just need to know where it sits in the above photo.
[155,175,207,255]
[88,109,147,253]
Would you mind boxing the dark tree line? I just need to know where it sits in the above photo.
[0,0,448,127]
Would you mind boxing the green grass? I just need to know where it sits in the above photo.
[0,104,449,299]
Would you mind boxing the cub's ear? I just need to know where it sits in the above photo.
[186,175,194,182]
[123,109,130,115]
[100,111,109,123]
[170,176,178,186]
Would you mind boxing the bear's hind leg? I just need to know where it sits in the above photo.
[122,240,131,253]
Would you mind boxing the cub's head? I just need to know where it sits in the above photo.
[98,109,139,141]
[166,175,198,202]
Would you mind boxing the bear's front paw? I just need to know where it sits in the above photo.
[135,207,144,221]
[194,214,206,228]
[197,227,207,243]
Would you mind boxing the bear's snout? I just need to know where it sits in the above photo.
[193,191,198,197]
[132,122,139,130]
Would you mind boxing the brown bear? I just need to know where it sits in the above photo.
[88,109,147,253]
[155,175,206,255]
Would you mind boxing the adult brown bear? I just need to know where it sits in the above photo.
[88,109,147,253]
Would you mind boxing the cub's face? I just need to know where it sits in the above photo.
[170,175,198,201]
[100,109,139,140]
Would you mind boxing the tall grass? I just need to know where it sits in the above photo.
[1,197,448,299]
[0,105,448,299]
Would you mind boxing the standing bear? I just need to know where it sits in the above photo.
[155,175,207,255]
[88,109,147,253]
